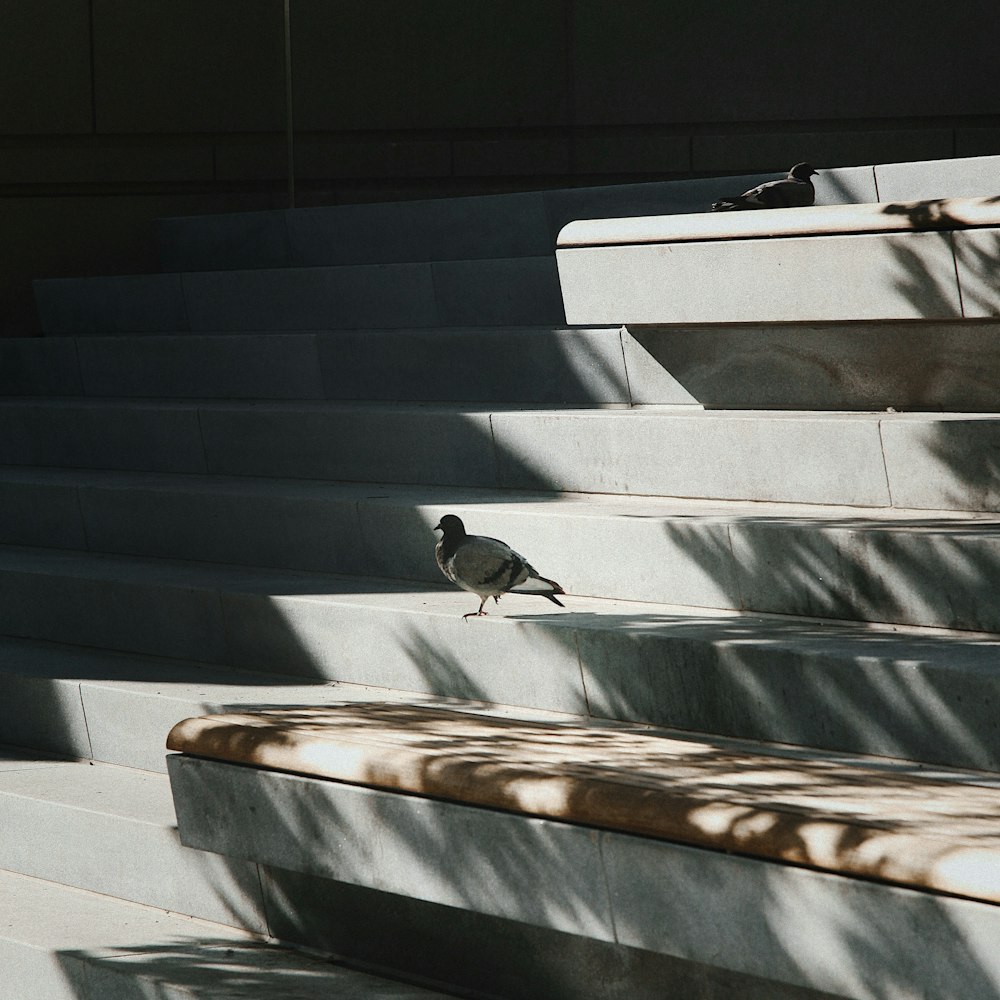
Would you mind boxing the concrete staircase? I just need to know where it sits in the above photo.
[3,156,1000,999]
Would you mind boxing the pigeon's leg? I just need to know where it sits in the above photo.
[463,596,489,621]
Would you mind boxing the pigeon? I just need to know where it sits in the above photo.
[711,162,818,211]
[433,514,565,619]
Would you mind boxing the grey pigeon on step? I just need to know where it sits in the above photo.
[711,162,818,211]
[434,514,565,619]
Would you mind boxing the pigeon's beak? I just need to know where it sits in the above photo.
[433,520,443,532]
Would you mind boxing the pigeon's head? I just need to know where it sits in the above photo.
[790,162,818,179]
[434,514,467,536]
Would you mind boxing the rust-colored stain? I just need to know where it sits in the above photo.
[168,702,1000,905]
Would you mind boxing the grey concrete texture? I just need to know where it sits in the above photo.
[262,869,842,1000]
[0,400,207,474]
[623,320,1000,411]
[168,756,1000,1000]
[558,230,967,325]
[35,257,567,335]
[0,758,267,931]
[154,166,877,273]
[11,402,1000,511]
[875,155,1000,202]
[0,327,633,405]
[7,542,1000,770]
[0,635,340,772]
[0,871,444,1000]
[169,755,613,940]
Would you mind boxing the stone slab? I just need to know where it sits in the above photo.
[558,230,964,325]
[875,155,1000,202]
[0,870,447,1000]
[0,400,207,474]
[167,702,1000,905]
[181,264,437,332]
[156,210,293,272]
[0,476,87,549]
[77,333,327,399]
[431,257,565,327]
[491,409,891,505]
[0,338,82,396]
[34,274,188,335]
[199,404,498,486]
[78,478,369,574]
[317,326,631,404]
[622,320,1000,411]
[169,754,614,940]
[953,228,1000,318]
[0,759,266,931]
[602,828,1000,1000]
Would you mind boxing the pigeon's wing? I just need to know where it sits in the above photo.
[449,535,530,596]
[749,178,813,208]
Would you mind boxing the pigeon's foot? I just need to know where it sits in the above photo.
[462,609,489,621]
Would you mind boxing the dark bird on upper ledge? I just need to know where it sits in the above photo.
[434,514,565,619]
[711,162,818,211]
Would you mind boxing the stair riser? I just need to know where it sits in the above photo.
[4,403,1000,511]
[3,328,633,404]
[0,776,266,931]
[34,257,565,335]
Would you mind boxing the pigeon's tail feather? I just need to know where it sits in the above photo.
[517,573,566,607]
[711,198,746,212]
[545,592,566,608]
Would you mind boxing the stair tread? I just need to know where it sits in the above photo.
[0,869,455,998]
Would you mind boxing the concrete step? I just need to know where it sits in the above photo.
[2,547,1000,770]
[33,256,565,335]
[155,168,876,273]
[0,748,266,930]
[4,401,1000,511]
[1,326,635,405]
[0,867,456,1000]
[10,322,1000,411]
[158,156,1000,273]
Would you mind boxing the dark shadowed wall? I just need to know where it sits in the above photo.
[2,0,999,334]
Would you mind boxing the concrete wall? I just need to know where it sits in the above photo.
[3,0,999,334]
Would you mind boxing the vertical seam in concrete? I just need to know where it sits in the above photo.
[427,261,444,326]
[72,336,86,398]
[488,411,503,488]
[179,272,194,333]
[77,683,96,760]
[75,484,93,553]
[574,627,593,717]
[871,165,880,203]
[254,862,274,938]
[193,404,211,475]
[596,833,621,945]
[618,325,634,407]
[876,417,896,508]
[950,231,966,319]
[725,522,746,611]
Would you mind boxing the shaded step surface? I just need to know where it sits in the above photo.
[0,748,265,930]
[155,169,877,272]
[11,321,1000,411]
[0,868,456,1000]
[168,731,1000,1000]
[3,549,1000,770]
[33,256,565,335]
[4,401,1000,511]
[1,327,634,404]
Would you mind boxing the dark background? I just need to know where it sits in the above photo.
[2,0,998,335]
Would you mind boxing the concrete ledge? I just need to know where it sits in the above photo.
[167,721,1000,999]
[557,197,1000,324]
[168,702,1000,904]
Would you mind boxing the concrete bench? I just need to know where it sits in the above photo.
[556,196,1000,324]
[166,701,1000,999]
